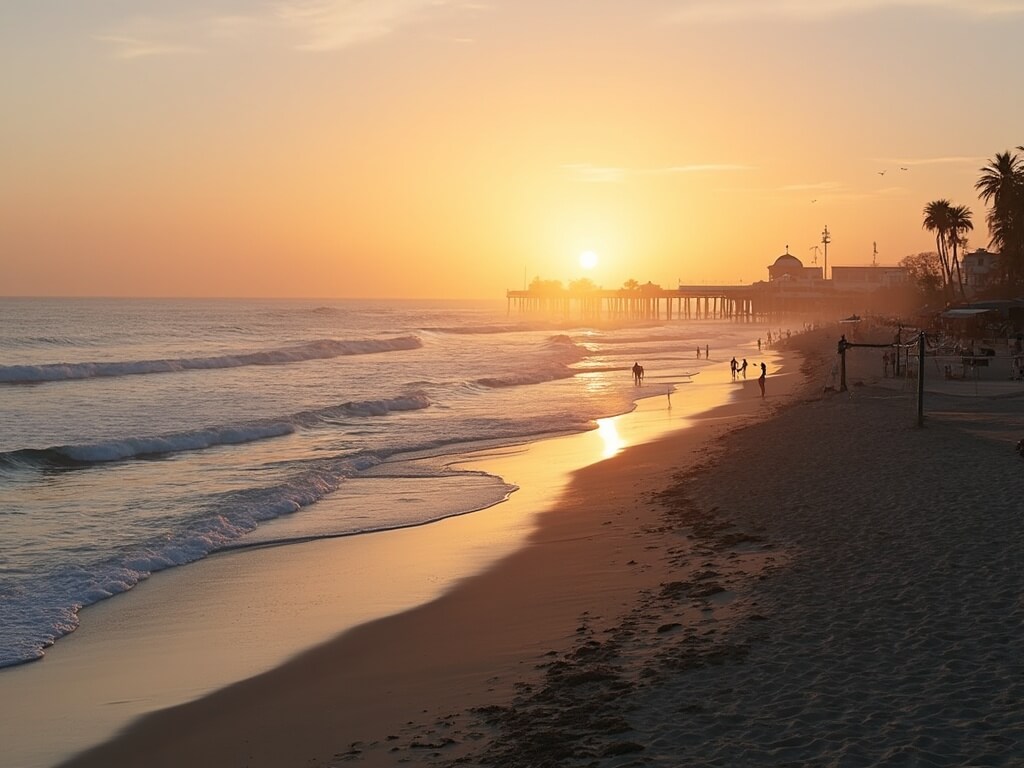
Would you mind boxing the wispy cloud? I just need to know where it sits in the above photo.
[95,34,198,60]
[563,162,752,182]
[667,0,1024,24]
[875,155,986,167]
[273,0,455,51]
[97,0,472,59]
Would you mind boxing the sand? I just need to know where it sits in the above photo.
[49,327,1024,766]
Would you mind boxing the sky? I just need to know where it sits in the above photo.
[3,0,1024,299]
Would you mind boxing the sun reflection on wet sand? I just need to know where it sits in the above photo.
[597,418,624,458]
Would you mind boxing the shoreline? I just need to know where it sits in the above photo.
[29,319,1022,768]
[3,344,787,768]
[52,324,1024,767]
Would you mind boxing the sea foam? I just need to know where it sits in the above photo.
[0,336,422,383]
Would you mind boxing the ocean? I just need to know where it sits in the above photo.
[0,297,765,671]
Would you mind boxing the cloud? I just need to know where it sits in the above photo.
[273,0,455,51]
[98,0,471,59]
[95,34,198,59]
[666,0,1024,23]
[875,155,986,166]
[563,162,752,182]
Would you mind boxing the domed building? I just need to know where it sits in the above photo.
[768,247,822,282]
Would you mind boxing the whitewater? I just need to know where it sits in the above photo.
[0,297,763,670]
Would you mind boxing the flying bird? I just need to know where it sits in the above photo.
[878,170,886,176]
[900,166,908,171]
[811,199,817,203]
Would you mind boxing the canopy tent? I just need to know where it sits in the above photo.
[939,308,995,319]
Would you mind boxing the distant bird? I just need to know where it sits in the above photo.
[878,170,887,176]
[811,199,817,203]
[900,166,908,171]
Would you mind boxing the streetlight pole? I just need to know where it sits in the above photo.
[821,225,831,280]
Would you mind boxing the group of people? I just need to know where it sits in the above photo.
[730,356,749,379]
[632,352,767,398]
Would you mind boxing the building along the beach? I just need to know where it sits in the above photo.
[507,248,912,322]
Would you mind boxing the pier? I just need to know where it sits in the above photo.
[507,285,759,321]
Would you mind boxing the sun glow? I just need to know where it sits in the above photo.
[579,250,599,270]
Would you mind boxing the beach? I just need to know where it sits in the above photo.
[23,327,1024,766]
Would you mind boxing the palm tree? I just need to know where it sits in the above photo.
[923,199,954,302]
[947,204,973,300]
[976,150,1024,286]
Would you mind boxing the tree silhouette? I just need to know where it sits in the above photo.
[947,204,973,300]
[922,199,954,302]
[976,149,1024,287]
[569,277,597,292]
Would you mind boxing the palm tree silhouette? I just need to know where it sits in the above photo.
[923,199,954,303]
[976,149,1024,286]
[947,204,973,300]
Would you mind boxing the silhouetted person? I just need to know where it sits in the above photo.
[758,362,766,398]
[741,358,748,378]
[705,344,709,358]
[730,357,738,379]
[632,361,644,385]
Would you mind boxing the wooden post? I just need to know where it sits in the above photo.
[839,336,848,392]
[917,331,925,427]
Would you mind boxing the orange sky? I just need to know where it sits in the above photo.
[2,1,1023,298]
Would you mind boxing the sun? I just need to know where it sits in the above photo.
[579,250,599,270]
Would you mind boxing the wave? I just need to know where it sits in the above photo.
[0,336,422,384]
[591,332,701,346]
[475,367,576,388]
[473,334,588,388]
[0,394,431,468]
[1,335,92,349]
[421,324,538,335]
[0,451,384,669]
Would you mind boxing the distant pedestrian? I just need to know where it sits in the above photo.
[757,338,762,351]
[741,358,748,378]
[758,362,766,398]
[705,344,709,358]
[696,346,701,359]
[730,357,738,379]
[632,361,644,385]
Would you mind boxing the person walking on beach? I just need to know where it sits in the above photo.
[757,337,762,351]
[696,346,701,359]
[741,358,748,378]
[730,357,738,380]
[705,344,709,358]
[632,361,644,386]
[758,362,766,398]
